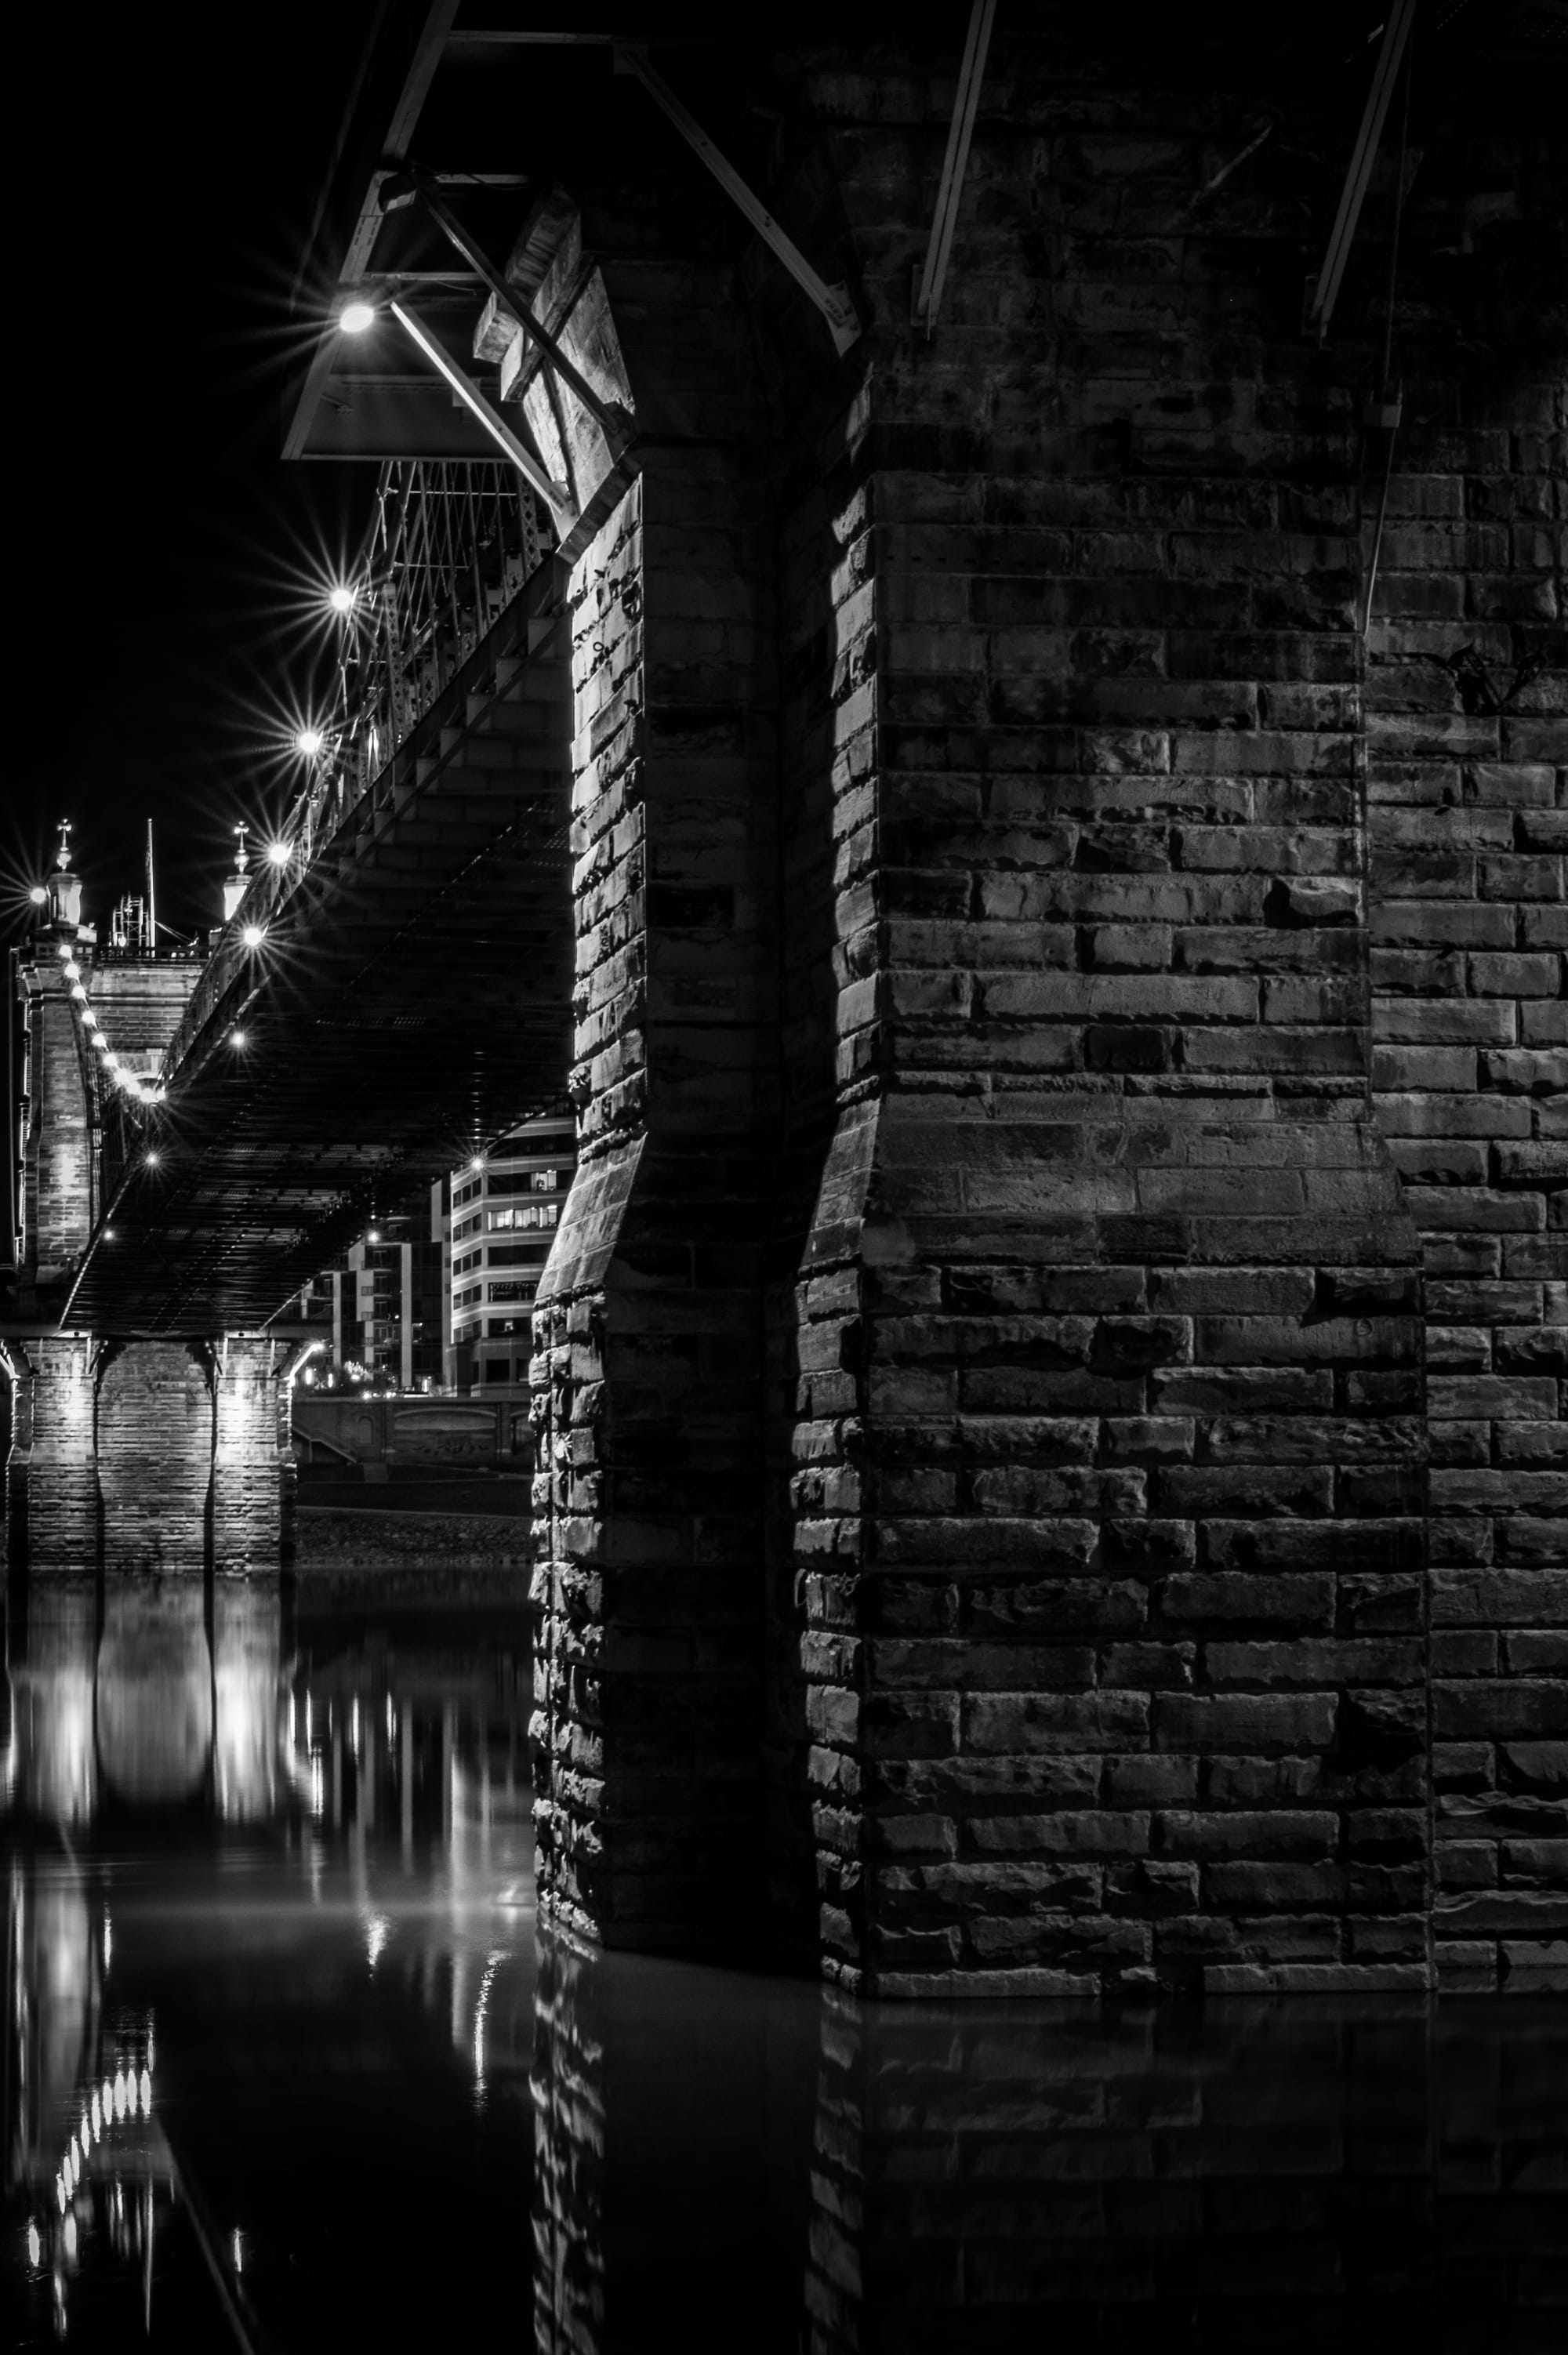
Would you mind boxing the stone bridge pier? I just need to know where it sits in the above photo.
[523,24,1563,1996]
[5,891,296,1579]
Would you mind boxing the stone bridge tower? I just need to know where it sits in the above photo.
[4,840,294,1577]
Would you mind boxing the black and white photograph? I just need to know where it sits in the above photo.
[2,2,1564,2346]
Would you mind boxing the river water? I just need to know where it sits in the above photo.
[3,1577,1562,2350]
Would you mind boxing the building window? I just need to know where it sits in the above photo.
[482,1167,567,1198]
[488,1279,537,1304]
[486,1201,560,1233]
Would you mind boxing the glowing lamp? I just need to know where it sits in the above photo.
[339,300,376,335]
[91,1032,107,1050]
[70,982,88,1003]
[367,1228,381,1243]
[265,840,291,868]
[296,728,325,758]
[241,924,266,949]
[144,1150,159,1167]
[28,884,47,905]
[63,960,81,980]
[470,1156,484,1172]
[328,584,357,614]
[231,1030,248,1049]
[56,941,71,958]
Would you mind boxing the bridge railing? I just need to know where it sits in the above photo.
[158,540,567,1098]
[339,459,547,804]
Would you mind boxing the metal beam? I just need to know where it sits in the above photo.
[284,0,463,461]
[389,299,569,510]
[392,179,637,448]
[1305,0,1418,344]
[612,42,861,355]
[913,0,996,335]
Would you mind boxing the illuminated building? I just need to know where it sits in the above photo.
[437,1109,574,1392]
[289,1205,443,1391]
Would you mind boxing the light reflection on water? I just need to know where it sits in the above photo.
[3,1575,1563,2351]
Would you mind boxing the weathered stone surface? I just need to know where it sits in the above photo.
[510,24,1564,1993]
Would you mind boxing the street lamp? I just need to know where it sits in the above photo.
[241,924,266,950]
[328,584,357,615]
[339,301,376,336]
[296,728,325,758]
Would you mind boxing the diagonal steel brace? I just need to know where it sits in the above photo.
[382,171,637,449]
[1305,0,1419,344]
[612,42,861,355]
[914,0,997,334]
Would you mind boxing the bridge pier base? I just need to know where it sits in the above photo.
[213,1335,296,1574]
[2,1332,296,1577]
[530,445,778,1959]
[521,111,1445,1994]
[2,1336,97,1573]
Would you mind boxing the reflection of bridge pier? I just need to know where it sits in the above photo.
[7,1573,284,1820]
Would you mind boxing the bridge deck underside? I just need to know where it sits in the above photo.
[66,609,573,1337]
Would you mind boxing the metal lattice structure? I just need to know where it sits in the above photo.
[338,459,548,798]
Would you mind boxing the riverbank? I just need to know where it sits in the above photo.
[292,1504,532,1608]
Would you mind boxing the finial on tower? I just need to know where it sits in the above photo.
[223,823,252,923]
[47,818,83,929]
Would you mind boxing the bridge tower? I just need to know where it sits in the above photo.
[4,834,294,1578]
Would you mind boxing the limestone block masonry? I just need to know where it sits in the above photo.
[529,24,1564,1996]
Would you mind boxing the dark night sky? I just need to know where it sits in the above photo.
[9,2,379,944]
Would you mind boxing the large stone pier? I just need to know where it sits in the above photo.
[522,24,1563,1994]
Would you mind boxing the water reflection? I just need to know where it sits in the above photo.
[6,1577,282,1824]
[3,1580,1559,2350]
[4,1572,535,2342]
